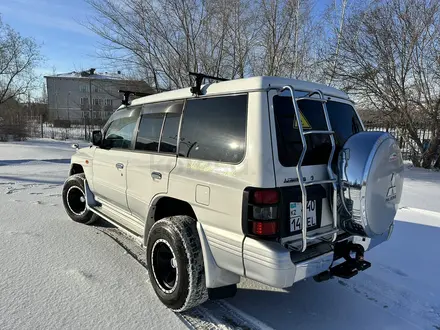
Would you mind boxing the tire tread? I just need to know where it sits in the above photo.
[148,216,208,312]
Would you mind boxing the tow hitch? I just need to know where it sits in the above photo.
[313,241,371,282]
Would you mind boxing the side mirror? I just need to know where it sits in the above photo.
[92,130,103,146]
[71,143,79,150]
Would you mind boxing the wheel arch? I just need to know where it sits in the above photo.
[144,195,240,290]
[144,196,198,245]
[69,163,84,176]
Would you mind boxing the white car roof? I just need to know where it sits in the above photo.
[130,76,349,106]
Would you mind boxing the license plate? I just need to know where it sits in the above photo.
[290,201,317,232]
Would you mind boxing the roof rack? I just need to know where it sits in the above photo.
[119,90,150,106]
[189,72,228,96]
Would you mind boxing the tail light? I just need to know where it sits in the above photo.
[253,190,279,204]
[248,189,279,237]
[252,221,278,236]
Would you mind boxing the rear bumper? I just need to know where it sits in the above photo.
[242,237,334,288]
[243,224,392,288]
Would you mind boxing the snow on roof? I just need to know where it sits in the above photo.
[45,70,132,81]
[130,76,350,106]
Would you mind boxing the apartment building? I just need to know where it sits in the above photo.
[45,68,154,123]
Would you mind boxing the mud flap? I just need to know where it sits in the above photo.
[83,178,101,208]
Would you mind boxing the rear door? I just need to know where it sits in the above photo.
[267,89,363,242]
[125,101,183,221]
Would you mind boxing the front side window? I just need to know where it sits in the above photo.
[273,95,363,167]
[102,111,138,149]
[159,113,180,154]
[179,95,248,163]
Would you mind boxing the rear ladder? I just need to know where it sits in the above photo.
[279,86,339,252]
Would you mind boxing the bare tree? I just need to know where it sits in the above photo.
[85,0,260,89]
[0,17,41,105]
[326,0,349,85]
[85,0,324,87]
[86,0,206,89]
[250,0,315,79]
[332,0,440,168]
[199,0,258,79]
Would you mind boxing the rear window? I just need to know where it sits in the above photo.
[273,96,363,167]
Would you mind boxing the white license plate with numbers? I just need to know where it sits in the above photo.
[290,201,317,232]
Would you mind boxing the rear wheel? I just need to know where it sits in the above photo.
[62,174,99,225]
[146,216,208,312]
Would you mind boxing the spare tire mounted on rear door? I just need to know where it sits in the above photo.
[337,131,404,237]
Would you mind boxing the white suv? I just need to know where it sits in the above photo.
[62,75,404,312]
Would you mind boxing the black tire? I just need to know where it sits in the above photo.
[146,216,208,312]
[62,174,99,225]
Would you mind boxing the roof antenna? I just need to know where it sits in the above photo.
[189,72,228,96]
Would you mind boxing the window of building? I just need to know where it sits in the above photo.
[178,95,248,163]
[94,86,100,93]
[105,99,113,106]
[135,114,165,152]
[80,85,87,93]
[80,97,88,106]
[93,98,102,106]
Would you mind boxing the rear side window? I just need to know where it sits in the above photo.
[135,113,165,152]
[179,95,248,163]
[273,96,363,167]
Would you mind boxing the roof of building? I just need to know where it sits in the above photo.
[44,69,134,81]
[130,76,350,106]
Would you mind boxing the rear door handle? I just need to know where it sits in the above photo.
[151,171,162,180]
[115,163,124,170]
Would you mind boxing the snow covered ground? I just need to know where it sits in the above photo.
[0,139,439,330]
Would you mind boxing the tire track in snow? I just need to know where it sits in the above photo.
[94,224,273,330]
[337,276,440,329]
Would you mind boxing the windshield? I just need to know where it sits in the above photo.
[273,95,363,167]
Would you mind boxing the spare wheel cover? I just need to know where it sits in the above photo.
[338,131,404,237]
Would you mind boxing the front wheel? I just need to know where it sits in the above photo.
[62,174,99,225]
[146,216,208,312]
